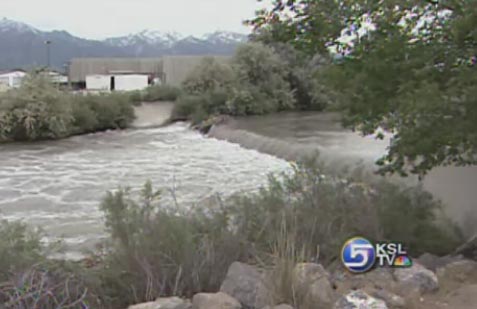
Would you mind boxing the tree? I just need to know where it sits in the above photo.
[248,0,477,176]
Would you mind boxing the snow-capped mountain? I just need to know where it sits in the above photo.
[0,18,248,70]
[0,17,39,34]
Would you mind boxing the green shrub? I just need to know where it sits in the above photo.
[93,163,462,307]
[97,182,248,307]
[0,73,136,142]
[182,57,235,95]
[0,221,44,283]
[0,74,73,141]
[144,85,182,102]
[128,91,144,105]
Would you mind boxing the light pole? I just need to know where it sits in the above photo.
[44,40,52,69]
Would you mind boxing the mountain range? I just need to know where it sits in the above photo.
[0,18,248,71]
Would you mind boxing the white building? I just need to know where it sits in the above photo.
[0,70,27,88]
[86,73,149,92]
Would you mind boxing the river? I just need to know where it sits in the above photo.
[0,122,291,259]
[1,109,476,259]
[209,112,477,237]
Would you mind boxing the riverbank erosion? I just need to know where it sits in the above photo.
[207,112,477,238]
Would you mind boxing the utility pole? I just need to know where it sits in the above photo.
[45,40,52,69]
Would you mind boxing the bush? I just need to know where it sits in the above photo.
[229,42,296,114]
[97,182,248,307]
[94,162,462,307]
[0,221,102,308]
[143,85,182,102]
[0,74,73,141]
[0,73,136,142]
[182,57,235,95]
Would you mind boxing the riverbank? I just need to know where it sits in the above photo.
[205,112,477,238]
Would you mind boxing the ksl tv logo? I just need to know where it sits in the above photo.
[341,237,413,273]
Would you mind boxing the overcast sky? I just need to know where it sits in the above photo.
[0,0,272,39]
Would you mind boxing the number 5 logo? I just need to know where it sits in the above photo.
[341,237,376,273]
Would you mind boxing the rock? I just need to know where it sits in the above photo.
[440,284,477,309]
[333,267,396,293]
[436,259,477,283]
[220,262,269,308]
[417,253,464,271]
[293,263,335,308]
[334,290,388,309]
[192,292,241,309]
[129,297,191,309]
[368,289,406,308]
[262,305,294,309]
[394,262,439,294]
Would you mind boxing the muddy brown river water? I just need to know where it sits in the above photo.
[1,109,476,259]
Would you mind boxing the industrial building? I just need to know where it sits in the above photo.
[0,69,27,89]
[68,56,231,91]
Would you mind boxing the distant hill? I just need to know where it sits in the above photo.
[0,18,248,71]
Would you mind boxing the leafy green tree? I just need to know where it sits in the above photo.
[249,0,477,176]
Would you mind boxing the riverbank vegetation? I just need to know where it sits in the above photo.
[0,163,463,308]
[129,84,182,104]
[171,42,331,125]
[0,73,135,142]
[248,0,477,176]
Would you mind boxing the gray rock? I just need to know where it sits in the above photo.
[129,297,191,309]
[220,262,269,308]
[334,290,388,309]
[417,253,464,271]
[440,284,477,309]
[369,289,406,308]
[192,292,241,309]
[394,262,438,294]
[333,267,396,293]
[262,305,294,309]
[436,259,477,283]
[293,263,335,308]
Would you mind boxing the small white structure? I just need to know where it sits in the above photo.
[86,75,112,91]
[43,71,68,84]
[0,70,27,88]
[86,74,149,92]
[115,74,149,91]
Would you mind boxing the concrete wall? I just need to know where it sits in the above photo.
[162,56,231,86]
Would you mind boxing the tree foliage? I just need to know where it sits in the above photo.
[0,73,135,142]
[249,0,477,176]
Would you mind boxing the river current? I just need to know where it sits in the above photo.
[0,123,291,258]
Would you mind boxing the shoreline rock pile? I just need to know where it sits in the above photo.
[129,252,477,309]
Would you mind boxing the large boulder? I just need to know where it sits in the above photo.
[368,289,406,308]
[293,263,335,308]
[262,305,294,309]
[436,259,477,284]
[333,267,396,293]
[129,297,191,309]
[334,290,388,309]
[440,284,477,309]
[394,262,439,295]
[417,253,464,271]
[192,292,241,309]
[220,262,269,308]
